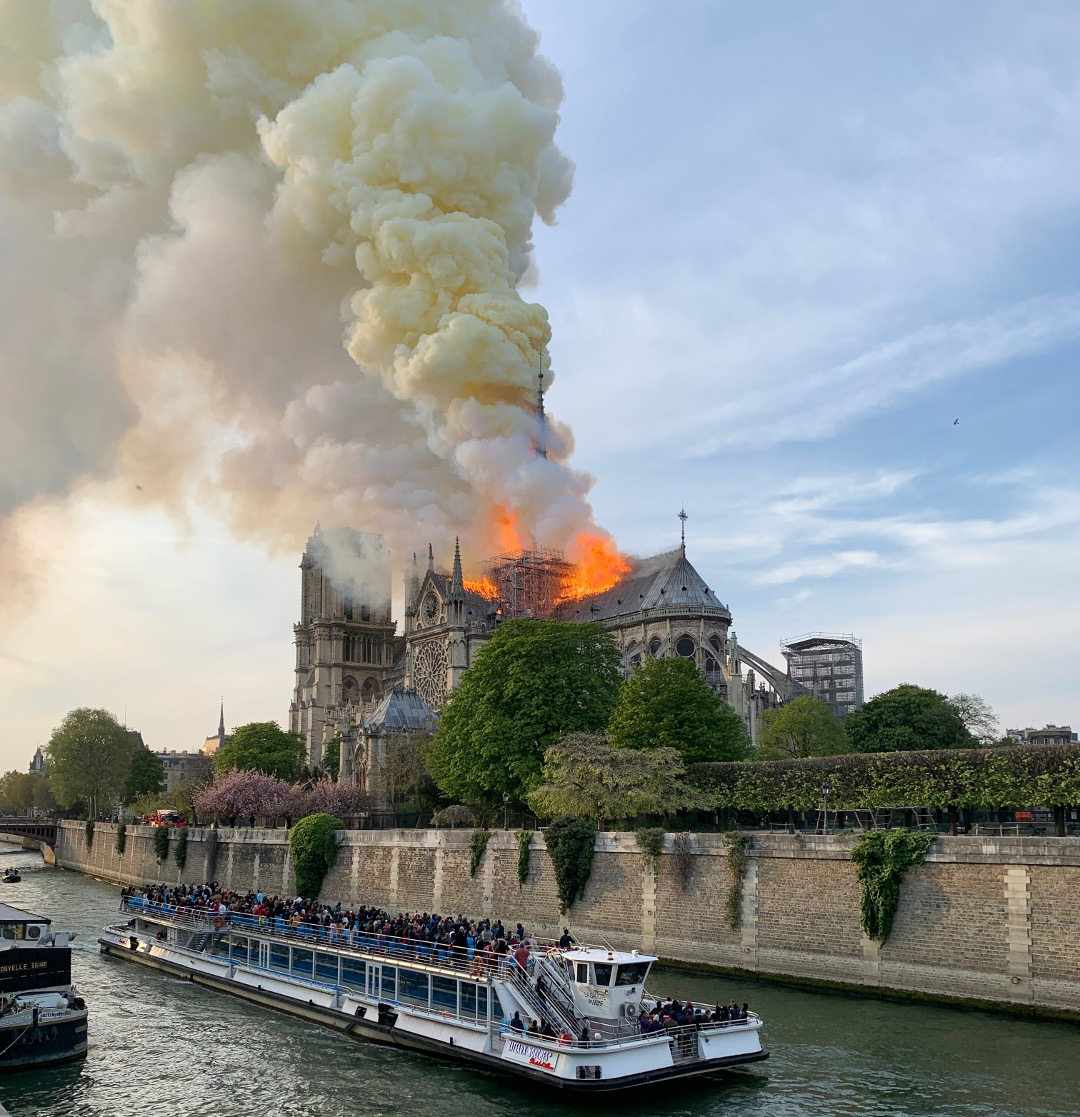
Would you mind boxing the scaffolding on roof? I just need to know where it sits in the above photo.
[482,547,575,620]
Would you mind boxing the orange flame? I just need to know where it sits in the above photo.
[463,575,498,598]
[558,532,631,602]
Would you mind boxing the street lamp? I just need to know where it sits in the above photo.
[503,791,510,831]
[821,780,831,834]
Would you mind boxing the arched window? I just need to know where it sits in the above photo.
[709,635,722,653]
[675,635,696,658]
[649,637,662,656]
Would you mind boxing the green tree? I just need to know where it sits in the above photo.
[212,722,306,782]
[124,748,165,804]
[426,620,622,812]
[0,771,55,813]
[845,684,974,753]
[608,656,748,762]
[323,737,341,780]
[45,708,135,815]
[757,696,849,761]
[528,733,697,825]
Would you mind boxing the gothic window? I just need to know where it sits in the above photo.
[422,593,440,626]
[361,603,371,622]
[709,635,722,653]
[675,635,696,658]
[649,637,662,656]
[414,640,448,708]
[362,678,377,699]
[362,636,373,663]
[344,581,355,621]
[342,676,359,705]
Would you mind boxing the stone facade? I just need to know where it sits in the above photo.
[55,823,1080,1020]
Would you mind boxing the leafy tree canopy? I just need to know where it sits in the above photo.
[757,696,849,761]
[124,748,165,804]
[845,684,973,753]
[45,708,135,813]
[947,693,999,746]
[0,771,55,813]
[323,737,341,781]
[425,620,622,812]
[212,721,306,782]
[608,656,749,763]
[528,732,697,824]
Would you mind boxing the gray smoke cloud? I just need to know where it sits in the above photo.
[0,0,621,610]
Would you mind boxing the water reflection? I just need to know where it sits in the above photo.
[0,843,1075,1117]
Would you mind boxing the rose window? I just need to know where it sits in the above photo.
[414,640,448,707]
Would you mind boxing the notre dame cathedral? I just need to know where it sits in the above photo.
[289,522,810,770]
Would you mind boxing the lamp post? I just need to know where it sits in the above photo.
[503,791,510,831]
[822,780,831,834]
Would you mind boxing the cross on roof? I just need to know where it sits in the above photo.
[678,507,688,551]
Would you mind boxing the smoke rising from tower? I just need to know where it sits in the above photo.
[0,0,622,607]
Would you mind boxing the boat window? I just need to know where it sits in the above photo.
[478,985,488,1020]
[341,957,366,990]
[381,966,397,999]
[316,952,339,984]
[0,924,24,941]
[230,936,248,963]
[575,962,589,983]
[211,933,230,957]
[461,981,477,1020]
[492,988,505,1022]
[269,943,289,973]
[291,947,314,978]
[592,963,613,987]
[399,968,428,1007]
[614,962,650,986]
[432,976,457,1014]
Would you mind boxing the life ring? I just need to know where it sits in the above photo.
[213,915,226,931]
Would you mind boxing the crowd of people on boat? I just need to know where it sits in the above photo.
[121,881,752,1039]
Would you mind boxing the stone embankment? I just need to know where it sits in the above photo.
[52,821,1080,1021]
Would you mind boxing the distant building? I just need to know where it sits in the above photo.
[128,730,147,750]
[28,747,44,774]
[155,751,213,795]
[1006,725,1076,745]
[202,703,227,757]
[780,633,864,721]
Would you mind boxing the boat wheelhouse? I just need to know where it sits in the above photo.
[101,899,766,1090]
[0,902,87,1071]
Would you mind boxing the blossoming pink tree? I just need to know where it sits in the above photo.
[305,778,372,818]
[193,770,303,826]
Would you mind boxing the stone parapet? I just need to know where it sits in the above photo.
[53,822,1080,1019]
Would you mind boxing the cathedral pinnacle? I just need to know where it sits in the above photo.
[536,360,548,460]
[678,507,688,554]
[450,536,464,598]
[427,543,434,572]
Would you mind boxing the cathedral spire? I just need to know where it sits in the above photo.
[406,550,420,612]
[427,543,434,573]
[450,537,464,599]
[678,507,688,554]
[535,359,548,460]
[218,699,225,750]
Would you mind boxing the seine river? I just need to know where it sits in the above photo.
[0,842,1076,1117]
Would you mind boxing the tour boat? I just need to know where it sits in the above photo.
[3,871,21,884]
[100,899,767,1090]
[0,902,88,1071]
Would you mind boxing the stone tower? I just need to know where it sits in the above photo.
[289,524,398,767]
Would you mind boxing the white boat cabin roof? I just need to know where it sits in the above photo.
[562,947,656,965]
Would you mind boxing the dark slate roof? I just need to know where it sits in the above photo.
[364,689,434,733]
[556,548,731,623]
[0,903,49,924]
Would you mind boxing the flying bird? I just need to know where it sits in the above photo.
[953,419,959,425]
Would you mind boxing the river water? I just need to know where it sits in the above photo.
[0,842,1076,1117]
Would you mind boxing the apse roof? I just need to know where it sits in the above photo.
[556,548,730,623]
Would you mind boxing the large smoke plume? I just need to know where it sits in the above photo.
[0,0,617,605]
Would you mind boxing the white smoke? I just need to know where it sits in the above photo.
[0,0,612,608]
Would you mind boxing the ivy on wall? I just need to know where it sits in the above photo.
[469,830,491,878]
[289,814,343,898]
[173,827,188,873]
[634,827,665,876]
[153,824,170,863]
[114,822,126,856]
[722,832,753,930]
[516,830,532,887]
[851,830,936,943]
[692,744,1080,812]
[544,816,597,914]
[84,820,95,847]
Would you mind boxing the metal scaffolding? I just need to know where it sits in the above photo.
[482,547,575,620]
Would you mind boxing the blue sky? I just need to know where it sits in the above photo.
[2,1,1078,761]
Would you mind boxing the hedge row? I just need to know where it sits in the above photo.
[691,744,1080,811]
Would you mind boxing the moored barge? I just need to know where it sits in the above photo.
[100,898,767,1090]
